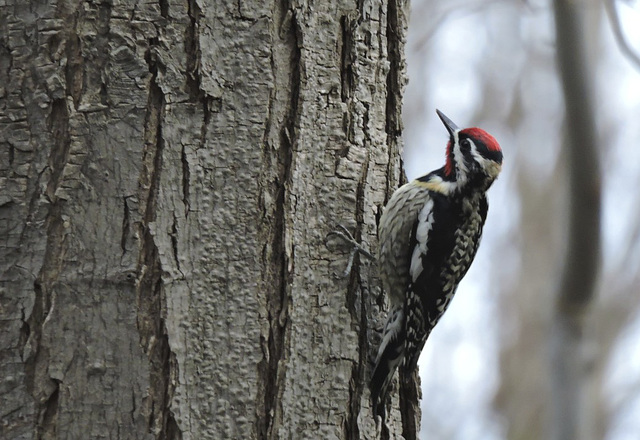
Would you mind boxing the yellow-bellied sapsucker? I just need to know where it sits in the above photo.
[371,110,503,417]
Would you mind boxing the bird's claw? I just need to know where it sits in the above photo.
[326,224,375,278]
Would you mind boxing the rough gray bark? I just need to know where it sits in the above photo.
[550,1,602,439]
[0,0,416,439]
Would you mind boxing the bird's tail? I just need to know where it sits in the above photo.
[370,305,405,419]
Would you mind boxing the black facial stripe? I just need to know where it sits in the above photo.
[460,134,502,164]
[482,149,503,163]
[460,139,471,154]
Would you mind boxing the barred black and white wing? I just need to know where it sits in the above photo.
[370,179,489,417]
[371,182,437,417]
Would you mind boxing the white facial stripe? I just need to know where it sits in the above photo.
[453,130,469,181]
[457,136,500,177]
[468,139,484,164]
[468,140,501,175]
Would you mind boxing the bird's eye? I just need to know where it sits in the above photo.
[460,139,471,152]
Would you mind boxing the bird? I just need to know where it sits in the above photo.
[370,109,503,418]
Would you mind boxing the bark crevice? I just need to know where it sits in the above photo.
[24,88,73,437]
[170,213,182,275]
[63,22,83,110]
[185,0,202,101]
[185,0,214,117]
[45,98,71,200]
[159,0,169,19]
[257,3,301,438]
[384,0,401,139]
[38,380,60,439]
[121,196,131,256]
[384,0,405,205]
[25,205,67,439]
[339,13,358,146]
[180,144,190,215]
[340,14,356,105]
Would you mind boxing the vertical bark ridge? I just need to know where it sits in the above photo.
[256,1,301,438]
[25,79,74,440]
[184,0,211,217]
[137,37,181,440]
[344,151,371,440]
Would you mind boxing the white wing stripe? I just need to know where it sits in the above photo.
[410,199,434,282]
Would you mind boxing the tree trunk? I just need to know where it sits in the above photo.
[0,0,416,439]
[550,1,602,439]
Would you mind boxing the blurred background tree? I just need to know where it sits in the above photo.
[403,1,640,439]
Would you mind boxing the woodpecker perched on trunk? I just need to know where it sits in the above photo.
[370,110,503,418]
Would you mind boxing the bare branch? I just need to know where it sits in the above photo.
[604,0,640,71]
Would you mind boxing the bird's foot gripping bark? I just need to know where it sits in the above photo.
[325,224,375,278]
